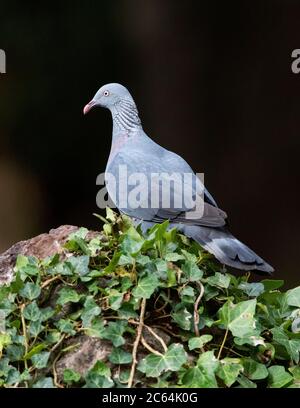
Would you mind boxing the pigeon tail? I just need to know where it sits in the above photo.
[182,225,274,273]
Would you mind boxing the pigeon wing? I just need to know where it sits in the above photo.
[106,147,227,227]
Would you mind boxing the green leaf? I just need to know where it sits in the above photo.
[66,255,90,276]
[109,348,132,364]
[81,296,101,327]
[6,344,25,361]
[63,369,81,384]
[242,358,268,380]
[33,377,55,388]
[132,274,159,299]
[261,279,284,292]
[85,318,105,338]
[182,260,203,281]
[188,335,213,350]
[207,272,230,289]
[24,343,46,360]
[57,287,82,305]
[68,227,89,240]
[56,319,76,335]
[0,333,11,353]
[29,320,44,337]
[165,253,184,262]
[106,207,117,223]
[217,358,244,387]
[121,227,144,255]
[104,252,122,273]
[102,321,127,347]
[271,327,300,364]
[268,366,293,388]
[19,282,41,300]
[289,365,300,380]
[238,282,265,297]
[138,343,187,377]
[23,302,41,321]
[84,360,114,388]
[15,255,28,270]
[218,299,257,338]
[171,307,192,331]
[234,335,265,347]
[286,286,300,308]
[237,374,257,388]
[108,290,124,311]
[31,352,50,369]
[182,351,219,388]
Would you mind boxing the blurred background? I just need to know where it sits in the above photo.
[0,1,299,286]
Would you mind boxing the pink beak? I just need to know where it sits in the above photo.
[83,101,95,115]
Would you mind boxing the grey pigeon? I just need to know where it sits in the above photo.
[84,83,274,273]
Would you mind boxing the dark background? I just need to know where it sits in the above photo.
[0,1,299,286]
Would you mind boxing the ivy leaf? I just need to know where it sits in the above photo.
[32,377,55,388]
[188,335,213,350]
[23,302,41,322]
[286,286,300,308]
[237,374,257,388]
[84,361,114,388]
[207,272,230,289]
[165,253,184,262]
[109,348,132,364]
[238,282,265,297]
[63,369,81,384]
[108,290,124,311]
[261,279,284,292]
[182,260,203,281]
[24,343,46,360]
[234,335,266,347]
[182,351,219,388]
[29,320,44,337]
[85,318,106,338]
[171,307,192,331]
[218,299,257,338]
[57,287,82,305]
[132,275,159,299]
[217,358,244,387]
[19,282,41,300]
[81,296,101,327]
[0,333,11,354]
[106,207,117,223]
[31,352,50,369]
[242,358,268,380]
[66,255,90,276]
[55,319,76,335]
[6,344,25,361]
[120,227,144,255]
[271,327,300,364]
[138,343,187,377]
[102,321,127,347]
[268,366,293,388]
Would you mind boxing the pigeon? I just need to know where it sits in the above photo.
[84,83,274,273]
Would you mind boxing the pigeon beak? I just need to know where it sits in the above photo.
[83,100,96,115]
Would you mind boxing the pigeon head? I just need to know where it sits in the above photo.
[83,83,134,114]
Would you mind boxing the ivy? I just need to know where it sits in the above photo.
[0,209,299,388]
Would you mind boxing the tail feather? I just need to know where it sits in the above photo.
[183,225,274,273]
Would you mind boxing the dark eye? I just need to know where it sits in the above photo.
[103,90,110,97]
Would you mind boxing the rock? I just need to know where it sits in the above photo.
[55,335,113,380]
[0,225,103,285]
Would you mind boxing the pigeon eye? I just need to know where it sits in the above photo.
[103,90,110,97]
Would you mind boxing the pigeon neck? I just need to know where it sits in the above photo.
[110,98,142,135]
